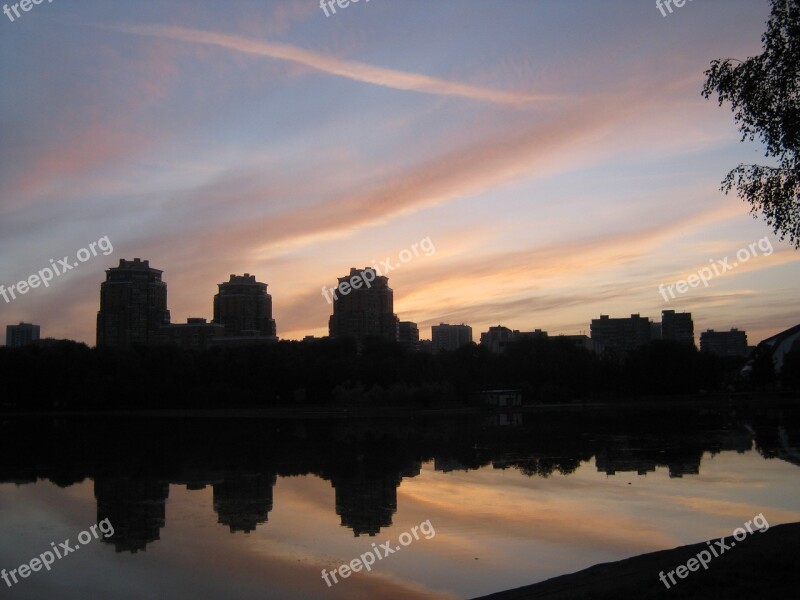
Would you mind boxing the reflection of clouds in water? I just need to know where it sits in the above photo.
[1,412,800,598]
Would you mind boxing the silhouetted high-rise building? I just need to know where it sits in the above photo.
[398,321,419,351]
[590,314,652,355]
[96,259,170,347]
[432,323,472,354]
[213,274,276,338]
[5,322,40,347]
[328,268,398,342]
[700,328,748,356]
[661,310,694,346]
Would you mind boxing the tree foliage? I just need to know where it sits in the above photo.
[702,0,800,246]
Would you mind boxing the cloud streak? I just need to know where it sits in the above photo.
[104,24,553,107]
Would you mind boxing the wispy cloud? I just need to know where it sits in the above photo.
[103,24,554,107]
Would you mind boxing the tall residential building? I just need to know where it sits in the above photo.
[700,329,749,357]
[398,321,420,351]
[432,323,472,354]
[590,314,651,355]
[328,268,398,342]
[5,322,40,347]
[213,274,276,339]
[96,258,170,347]
[661,310,695,346]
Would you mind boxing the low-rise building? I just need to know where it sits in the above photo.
[160,318,225,350]
[5,322,40,347]
[590,314,652,355]
[432,323,472,354]
[700,328,748,357]
[479,326,547,354]
[398,321,420,351]
[661,310,695,346]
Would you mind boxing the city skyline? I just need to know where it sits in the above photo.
[1,0,799,347]
[2,253,775,352]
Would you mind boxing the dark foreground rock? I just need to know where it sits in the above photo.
[472,521,800,600]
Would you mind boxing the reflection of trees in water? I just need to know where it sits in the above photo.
[502,455,585,478]
[0,405,798,552]
[751,410,800,468]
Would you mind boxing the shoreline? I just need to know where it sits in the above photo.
[471,521,800,599]
[0,392,797,419]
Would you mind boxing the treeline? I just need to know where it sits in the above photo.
[0,337,795,410]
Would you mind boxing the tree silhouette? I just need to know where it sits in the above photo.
[702,0,800,246]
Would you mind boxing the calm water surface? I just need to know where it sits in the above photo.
[1,404,799,599]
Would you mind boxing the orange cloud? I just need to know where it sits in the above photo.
[106,24,555,107]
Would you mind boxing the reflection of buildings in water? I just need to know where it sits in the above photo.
[668,457,701,478]
[213,472,277,533]
[331,470,404,537]
[1,410,796,554]
[401,461,422,479]
[94,477,169,553]
[595,447,658,476]
[595,446,708,478]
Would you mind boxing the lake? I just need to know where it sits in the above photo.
[1,401,799,599]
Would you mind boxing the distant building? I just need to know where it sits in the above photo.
[479,325,547,354]
[480,326,514,354]
[558,334,602,353]
[328,268,398,343]
[515,329,548,342]
[590,314,651,355]
[96,258,171,347]
[650,322,662,341]
[432,323,472,354]
[213,274,276,339]
[700,329,748,357]
[661,310,694,346]
[5,322,40,347]
[398,321,420,351]
[159,318,225,350]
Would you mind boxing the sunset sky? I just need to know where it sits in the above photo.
[1,0,798,345]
